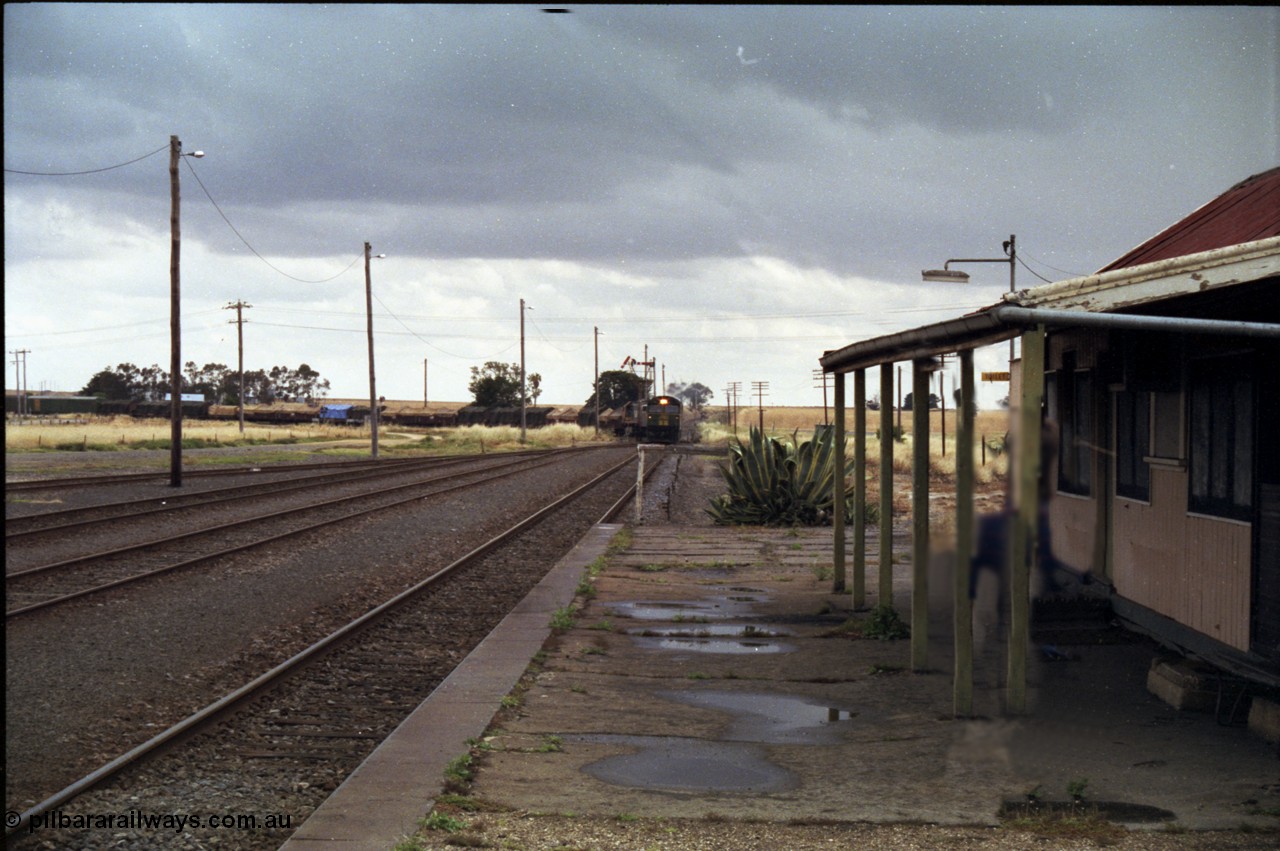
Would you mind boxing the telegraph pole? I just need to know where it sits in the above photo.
[11,349,30,417]
[752,380,769,433]
[365,241,380,459]
[520,299,529,444]
[593,326,600,436]
[812,368,829,425]
[728,381,742,436]
[424,358,428,407]
[224,301,251,433]
[167,136,204,486]
[169,136,184,487]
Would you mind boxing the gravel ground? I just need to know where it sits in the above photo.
[5,446,632,813]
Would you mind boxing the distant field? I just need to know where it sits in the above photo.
[699,405,1012,442]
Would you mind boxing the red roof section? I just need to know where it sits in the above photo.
[1097,166,1280,273]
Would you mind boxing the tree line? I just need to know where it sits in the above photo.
[83,358,717,412]
[468,363,715,413]
[81,362,331,405]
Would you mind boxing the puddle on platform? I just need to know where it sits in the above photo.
[571,735,798,793]
[630,624,789,638]
[662,691,857,745]
[607,599,744,621]
[631,635,795,654]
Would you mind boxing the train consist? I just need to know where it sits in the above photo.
[9,394,688,442]
[594,395,683,444]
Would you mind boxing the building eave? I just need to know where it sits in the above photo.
[820,237,1280,374]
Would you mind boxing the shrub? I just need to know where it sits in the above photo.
[706,427,866,527]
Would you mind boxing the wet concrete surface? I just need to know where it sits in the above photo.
[467,525,1280,832]
[283,513,1280,850]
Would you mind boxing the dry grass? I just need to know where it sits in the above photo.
[4,416,337,451]
[699,407,1010,493]
[5,416,615,455]
[414,423,612,454]
[704,406,1011,442]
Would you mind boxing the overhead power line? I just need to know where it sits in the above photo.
[181,158,362,284]
[4,144,169,176]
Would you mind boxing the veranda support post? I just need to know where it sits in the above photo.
[833,372,846,593]
[1008,326,1045,714]
[954,349,975,716]
[853,368,867,609]
[879,363,894,609]
[911,359,930,671]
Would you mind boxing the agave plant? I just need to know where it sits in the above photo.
[707,427,852,526]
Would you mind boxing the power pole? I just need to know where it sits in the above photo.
[812,368,829,426]
[424,358,428,407]
[752,380,769,433]
[169,136,183,487]
[11,349,30,417]
[166,137,204,485]
[728,381,742,436]
[593,326,600,436]
[365,241,380,459]
[896,365,902,435]
[224,301,252,433]
[520,299,530,444]
[20,350,29,416]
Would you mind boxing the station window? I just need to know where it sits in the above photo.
[1053,353,1093,496]
[1188,355,1253,521]
[1115,388,1150,501]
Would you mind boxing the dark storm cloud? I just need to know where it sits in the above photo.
[5,4,1277,280]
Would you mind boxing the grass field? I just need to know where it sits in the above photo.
[3,415,614,459]
[6,406,1012,491]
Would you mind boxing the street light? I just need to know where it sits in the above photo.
[923,234,1017,366]
[365,243,386,458]
[169,136,205,488]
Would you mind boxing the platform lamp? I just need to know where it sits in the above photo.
[922,234,1016,368]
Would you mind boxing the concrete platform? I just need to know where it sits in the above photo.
[282,524,1280,850]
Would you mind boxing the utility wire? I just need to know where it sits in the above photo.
[1014,253,1055,284]
[181,158,362,284]
[1019,249,1086,279]
[369,293,492,360]
[4,144,168,176]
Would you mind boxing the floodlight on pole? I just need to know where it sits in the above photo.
[169,137,206,488]
[923,234,1017,366]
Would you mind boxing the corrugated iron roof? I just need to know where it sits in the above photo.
[1097,166,1280,272]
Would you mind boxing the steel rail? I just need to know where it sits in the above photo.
[5,449,608,618]
[4,450,636,839]
[5,449,568,540]
[3,456,422,492]
[6,451,568,582]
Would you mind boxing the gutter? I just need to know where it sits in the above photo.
[990,305,1280,339]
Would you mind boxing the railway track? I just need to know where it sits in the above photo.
[4,455,418,492]
[6,445,570,537]
[4,456,440,537]
[5,446,656,849]
[5,447,607,617]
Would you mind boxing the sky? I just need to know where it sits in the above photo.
[5,4,1277,410]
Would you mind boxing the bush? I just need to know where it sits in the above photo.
[707,427,866,527]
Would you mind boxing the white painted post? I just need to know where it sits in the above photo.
[635,445,646,524]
